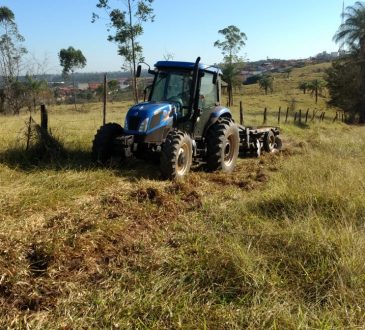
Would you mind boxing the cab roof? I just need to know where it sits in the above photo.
[154,61,222,75]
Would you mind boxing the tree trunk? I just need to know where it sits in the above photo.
[360,39,365,123]
[128,0,138,104]
[72,71,77,111]
[228,83,233,107]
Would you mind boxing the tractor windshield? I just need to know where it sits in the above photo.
[150,71,192,111]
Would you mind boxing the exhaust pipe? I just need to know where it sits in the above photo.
[189,56,201,114]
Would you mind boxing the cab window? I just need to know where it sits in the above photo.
[199,72,218,109]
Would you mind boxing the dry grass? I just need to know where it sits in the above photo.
[1,62,365,329]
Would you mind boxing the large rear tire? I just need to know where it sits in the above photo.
[206,118,240,173]
[160,130,193,180]
[92,123,124,164]
[263,130,276,152]
[274,136,282,150]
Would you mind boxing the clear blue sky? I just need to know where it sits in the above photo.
[2,0,348,74]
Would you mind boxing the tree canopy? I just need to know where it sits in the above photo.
[0,6,27,114]
[333,1,365,122]
[258,75,274,95]
[326,55,362,122]
[93,0,154,103]
[59,46,87,76]
[214,25,247,60]
[214,25,246,106]
[59,46,86,110]
[308,79,325,104]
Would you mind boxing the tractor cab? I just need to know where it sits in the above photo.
[135,58,227,138]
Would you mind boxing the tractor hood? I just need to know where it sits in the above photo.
[124,102,173,134]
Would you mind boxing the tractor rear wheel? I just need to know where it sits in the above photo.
[160,130,193,180]
[274,136,282,150]
[206,118,240,173]
[263,130,276,152]
[92,123,124,164]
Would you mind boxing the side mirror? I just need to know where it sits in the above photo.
[136,65,142,77]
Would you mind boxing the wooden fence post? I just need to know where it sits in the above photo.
[263,107,267,125]
[305,109,309,123]
[298,109,302,124]
[333,112,338,123]
[239,101,244,125]
[103,73,107,125]
[285,107,289,123]
[40,104,48,131]
[312,109,316,122]
[278,106,281,125]
[294,112,297,123]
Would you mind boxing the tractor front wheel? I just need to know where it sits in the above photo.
[92,123,124,165]
[206,118,240,173]
[160,130,193,180]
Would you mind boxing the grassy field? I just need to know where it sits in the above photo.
[1,63,365,329]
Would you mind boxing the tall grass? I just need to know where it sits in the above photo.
[1,62,365,328]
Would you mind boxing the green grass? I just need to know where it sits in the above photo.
[1,62,365,329]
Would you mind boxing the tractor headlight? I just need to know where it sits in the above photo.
[138,117,149,132]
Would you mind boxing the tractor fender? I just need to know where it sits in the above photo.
[203,106,232,137]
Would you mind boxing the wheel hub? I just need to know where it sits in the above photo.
[223,134,235,166]
[176,144,189,174]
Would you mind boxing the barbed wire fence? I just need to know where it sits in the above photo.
[238,101,346,126]
[0,102,347,155]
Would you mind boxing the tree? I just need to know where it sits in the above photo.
[333,1,365,123]
[326,55,362,122]
[298,81,310,94]
[214,25,247,106]
[23,75,50,112]
[284,67,292,78]
[59,46,86,110]
[93,0,154,104]
[258,75,274,95]
[0,6,27,114]
[107,79,119,102]
[308,79,325,104]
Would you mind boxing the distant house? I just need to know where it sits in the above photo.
[78,83,89,90]
[118,78,130,90]
[88,83,102,91]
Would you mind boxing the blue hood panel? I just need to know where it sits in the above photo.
[125,102,173,135]
[128,102,172,118]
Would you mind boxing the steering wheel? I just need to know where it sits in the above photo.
[167,96,183,112]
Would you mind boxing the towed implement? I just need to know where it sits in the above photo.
[92,57,282,179]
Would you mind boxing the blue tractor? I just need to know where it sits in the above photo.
[92,57,281,179]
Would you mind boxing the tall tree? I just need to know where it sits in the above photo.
[258,75,274,95]
[214,25,247,106]
[59,46,86,110]
[24,75,49,112]
[326,55,362,122]
[93,0,154,104]
[333,1,365,123]
[308,79,325,104]
[0,6,27,114]
[107,79,119,102]
[298,81,310,94]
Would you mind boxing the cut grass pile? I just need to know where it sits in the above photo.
[1,62,365,328]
